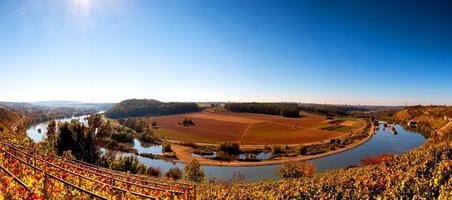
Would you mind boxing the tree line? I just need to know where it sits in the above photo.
[224,103,300,118]
[105,99,200,119]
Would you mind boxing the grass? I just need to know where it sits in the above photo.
[318,118,364,133]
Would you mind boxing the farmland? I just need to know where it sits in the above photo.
[138,111,365,145]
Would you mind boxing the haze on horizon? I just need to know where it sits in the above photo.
[0,0,451,106]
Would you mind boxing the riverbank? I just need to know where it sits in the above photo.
[171,122,375,167]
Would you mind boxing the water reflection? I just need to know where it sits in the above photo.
[26,115,90,143]
[133,139,163,155]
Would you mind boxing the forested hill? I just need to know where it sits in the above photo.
[105,99,200,119]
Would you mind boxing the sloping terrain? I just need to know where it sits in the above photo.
[393,106,452,136]
[105,99,200,119]
[0,108,20,134]
[0,138,196,199]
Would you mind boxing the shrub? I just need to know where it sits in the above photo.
[360,153,394,166]
[111,155,146,174]
[305,146,327,155]
[184,160,205,183]
[182,118,195,126]
[62,150,75,160]
[139,128,159,143]
[217,142,240,155]
[166,167,182,180]
[110,127,134,143]
[145,167,161,177]
[162,141,172,153]
[241,153,258,161]
[278,161,316,179]
[271,145,285,155]
[215,151,236,161]
[193,149,214,156]
[297,145,307,155]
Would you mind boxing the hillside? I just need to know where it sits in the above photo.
[0,108,20,134]
[105,99,200,119]
[391,106,452,136]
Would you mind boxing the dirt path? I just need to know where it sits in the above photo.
[440,120,452,132]
[238,123,253,144]
[11,116,26,133]
[171,123,374,167]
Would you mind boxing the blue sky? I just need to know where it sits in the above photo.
[0,0,451,105]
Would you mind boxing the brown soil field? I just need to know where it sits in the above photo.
[141,111,363,145]
[339,120,356,126]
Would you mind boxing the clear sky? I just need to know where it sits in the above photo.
[0,0,451,105]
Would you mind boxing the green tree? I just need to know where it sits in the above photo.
[46,120,58,145]
[184,160,205,183]
[56,120,99,163]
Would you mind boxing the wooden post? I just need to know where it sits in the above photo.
[33,158,36,176]
[79,175,82,187]
[19,162,22,178]
[184,188,189,200]
[193,187,196,200]
[43,174,48,199]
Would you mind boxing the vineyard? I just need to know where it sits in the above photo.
[198,137,451,199]
[0,137,196,200]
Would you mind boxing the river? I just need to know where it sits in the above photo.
[27,118,427,182]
